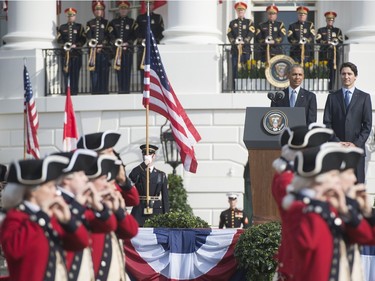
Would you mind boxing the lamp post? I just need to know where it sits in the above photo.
[160,120,181,174]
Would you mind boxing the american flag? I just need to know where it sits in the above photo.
[24,65,40,159]
[143,15,201,173]
[63,80,79,152]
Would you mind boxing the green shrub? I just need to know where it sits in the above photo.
[168,174,193,215]
[143,211,210,228]
[234,221,281,281]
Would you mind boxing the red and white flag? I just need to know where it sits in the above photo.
[23,65,40,159]
[63,81,79,152]
[140,0,166,14]
[143,15,201,173]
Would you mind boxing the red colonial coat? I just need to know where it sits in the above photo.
[271,170,294,280]
[65,207,118,280]
[115,183,140,207]
[91,209,138,280]
[0,206,89,281]
[288,199,373,281]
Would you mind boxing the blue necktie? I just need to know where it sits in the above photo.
[290,90,297,107]
[345,90,351,109]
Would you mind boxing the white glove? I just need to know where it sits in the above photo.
[144,155,153,166]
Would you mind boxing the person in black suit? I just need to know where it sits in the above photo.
[323,62,372,183]
[270,64,317,125]
[129,144,169,226]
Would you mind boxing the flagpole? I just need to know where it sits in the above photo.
[145,0,152,215]
[23,59,27,160]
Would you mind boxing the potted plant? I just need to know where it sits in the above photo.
[234,221,281,281]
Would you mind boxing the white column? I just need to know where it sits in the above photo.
[2,0,57,50]
[162,1,222,44]
[343,1,375,43]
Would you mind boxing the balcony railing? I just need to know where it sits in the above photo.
[43,43,347,96]
[43,46,143,96]
[220,43,348,93]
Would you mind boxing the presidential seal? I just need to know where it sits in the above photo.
[262,110,288,135]
[265,55,296,88]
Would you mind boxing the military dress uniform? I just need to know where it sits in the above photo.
[288,15,315,63]
[129,161,169,227]
[85,12,111,94]
[316,12,343,90]
[256,20,286,62]
[219,208,246,228]
[57,9,86,95]
[227,17,255,81]
[134,12,164,88]
[109,15,135,94]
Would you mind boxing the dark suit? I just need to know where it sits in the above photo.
[270,87,317,125]
[323,88,372,183]
[129,162,169,226]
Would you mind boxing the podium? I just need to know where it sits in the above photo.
[243,107,306,224]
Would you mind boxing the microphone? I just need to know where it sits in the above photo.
[275,91,285,101]
[267,92,276,102]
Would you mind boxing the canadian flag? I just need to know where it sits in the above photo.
[63,81,79,152]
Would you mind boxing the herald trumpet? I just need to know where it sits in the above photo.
[235,36,244,45]
[114,38,124,70]
[88,38,98,48]
[88,39,98,71]
[63,42,72,51]
[265,35,274,44]
[299,37,308,45]
[329,38,339,46]
[63,42,72,73]
[115,38,123,47]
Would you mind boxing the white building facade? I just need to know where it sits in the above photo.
[0,1,375,227]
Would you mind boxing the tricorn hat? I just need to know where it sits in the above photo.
[86,154,120,180]
[340,147,364,171]
[77,131,120,152]
[6,156,70,185]
[293,143,346,177]
[280,123,333,149]
[0,164,7,182]
[52,149,98,174]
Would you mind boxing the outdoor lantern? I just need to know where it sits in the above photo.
[160,121,181,174]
